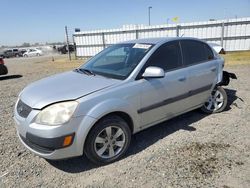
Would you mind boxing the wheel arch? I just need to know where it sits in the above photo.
[95,111,134,133]
[84,111,134,145]
[82,111,134,156]
[76,98,140,155]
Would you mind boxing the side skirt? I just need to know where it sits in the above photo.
[137,103,203,132]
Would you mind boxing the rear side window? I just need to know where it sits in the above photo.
[146,41,182,71]
[204,44,214,60]
[181,40,213,66]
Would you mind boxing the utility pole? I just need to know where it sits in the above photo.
[148,6,152,26]
[65,26,71,61]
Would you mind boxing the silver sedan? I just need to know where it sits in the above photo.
[14,37,236,165]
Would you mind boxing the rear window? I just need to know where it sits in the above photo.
[181,40,213,66]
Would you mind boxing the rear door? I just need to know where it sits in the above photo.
[138,41,190,128]
[180,40,217,107]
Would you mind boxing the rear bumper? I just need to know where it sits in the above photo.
[217,71,237,86]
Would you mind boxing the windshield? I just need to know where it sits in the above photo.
[80,43,153,80]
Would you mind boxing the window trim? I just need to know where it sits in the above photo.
[135,39,216,80]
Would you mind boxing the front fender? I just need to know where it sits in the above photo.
[85,99,140,133]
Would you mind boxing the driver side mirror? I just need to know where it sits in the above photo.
[142,66,165,78]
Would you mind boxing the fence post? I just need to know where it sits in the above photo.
[221,22,224,48]
[176,25,180,37]
[135,30,139,39]
[72,35,77,60]
[102,33,106,49]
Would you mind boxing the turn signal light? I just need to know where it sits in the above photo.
[63,135,73,147]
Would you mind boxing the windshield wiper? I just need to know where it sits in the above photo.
[75,68,95,76]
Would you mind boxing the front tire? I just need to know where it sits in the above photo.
[84,115,131,165]
[201,86,227,113]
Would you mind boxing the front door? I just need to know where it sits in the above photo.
[138,41,190,128]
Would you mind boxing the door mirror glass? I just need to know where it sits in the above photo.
[142,66,165,78]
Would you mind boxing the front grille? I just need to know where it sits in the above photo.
[17,100,32,118]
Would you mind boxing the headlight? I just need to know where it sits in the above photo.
[36,101,78,126]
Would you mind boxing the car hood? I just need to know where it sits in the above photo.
[20,71,120,109]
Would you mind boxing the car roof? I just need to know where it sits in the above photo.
[121,37,203,45]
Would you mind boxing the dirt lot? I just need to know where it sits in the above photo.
[0,53,250,188]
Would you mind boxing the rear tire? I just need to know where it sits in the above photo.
[84,115,131,165]
[201,86,227,113]
[0,65,8,75]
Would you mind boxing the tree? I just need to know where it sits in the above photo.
[21,42,31,47]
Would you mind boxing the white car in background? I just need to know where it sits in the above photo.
[208,43,226,54]
[23,49,43,57]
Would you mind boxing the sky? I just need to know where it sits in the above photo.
[0,0,250,46]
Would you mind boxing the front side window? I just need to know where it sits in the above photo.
[80,43,153,79]
[144,41,182,71]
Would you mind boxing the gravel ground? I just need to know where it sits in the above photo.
[0,56,249,188]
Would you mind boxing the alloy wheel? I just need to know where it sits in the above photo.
[204,89,224,111]
[94,126,126,159]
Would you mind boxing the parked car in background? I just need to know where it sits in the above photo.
[0,49,23,58]
[209,43,226,54]
[14,37,237,165]
[0,57,8,75]
[19,49,27,56]
[0,51,4,58]
[23,49,43,57]
[57,44,75,54]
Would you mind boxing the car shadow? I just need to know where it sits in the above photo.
[224,88,244,111]
[48,110,204,173]
[48,88,238,173]
[0,75,23,80]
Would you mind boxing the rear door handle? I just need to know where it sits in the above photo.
[210,68,216,72]
[178,77,186,82]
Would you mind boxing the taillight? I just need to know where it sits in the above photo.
[0,58,4,65]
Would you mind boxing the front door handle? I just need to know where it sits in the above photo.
[178,77,186,82]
